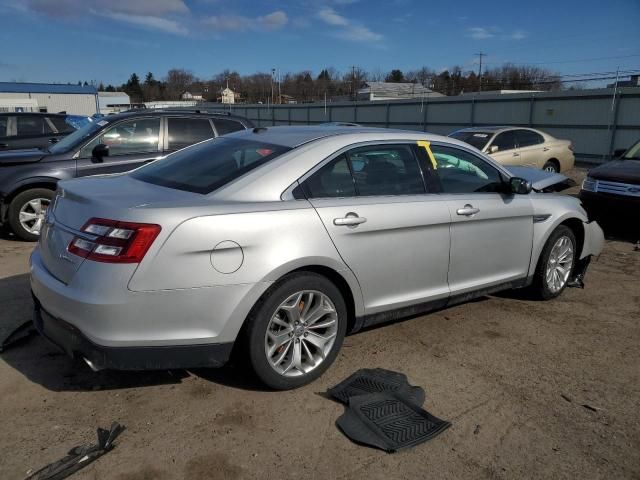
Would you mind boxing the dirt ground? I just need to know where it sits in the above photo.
[0,168,639,480]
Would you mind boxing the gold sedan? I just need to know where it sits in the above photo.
[449,127,575,173]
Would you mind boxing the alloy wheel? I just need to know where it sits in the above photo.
[264,290,338,377]
[18,198,50,235]
[545,235,574,293]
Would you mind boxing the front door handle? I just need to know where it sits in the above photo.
[543,146,550,152]
[456,204,480,216]
[334,212,367,227]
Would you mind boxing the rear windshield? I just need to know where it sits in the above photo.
[449,131,493,150]
[131,137,291,194]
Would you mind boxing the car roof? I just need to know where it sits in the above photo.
[0,112,68,118]
[225,125,444,148]
[453,126,512,133]
[100,109,250,123]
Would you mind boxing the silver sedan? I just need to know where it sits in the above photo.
[30,126,604,389]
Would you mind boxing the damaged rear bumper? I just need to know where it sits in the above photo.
[32,295,234,371]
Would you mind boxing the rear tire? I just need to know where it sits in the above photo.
[7,188,54,242]
[243,272,347,390]
[531,225,576,300]
[543,160,560,173]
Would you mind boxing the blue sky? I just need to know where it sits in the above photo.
[0,0,638,86]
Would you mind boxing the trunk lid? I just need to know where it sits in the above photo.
[40,173,198,284]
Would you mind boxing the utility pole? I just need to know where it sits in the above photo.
[475,52,486,92]
[271,68,275,106]
[351,65,356,101]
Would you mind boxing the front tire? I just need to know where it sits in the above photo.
[543,160,560,173]
[7,188,54,241]
[531,226,576,300]
[243,272,347,390]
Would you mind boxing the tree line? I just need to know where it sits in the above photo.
[98,64,562,104]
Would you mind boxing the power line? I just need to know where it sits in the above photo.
[484,53,640,66]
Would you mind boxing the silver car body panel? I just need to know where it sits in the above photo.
[31,126,604,351]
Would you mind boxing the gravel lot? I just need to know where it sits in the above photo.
[1,168,639,479]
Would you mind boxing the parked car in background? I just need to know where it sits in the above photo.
[0,110,253,240]
[0,112,83,151]
[31,126,604,390]
[449,127,575,173]
[580,138,640,225]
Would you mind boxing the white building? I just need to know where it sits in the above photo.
[181,91,204,101]
[0,82,98,115]
[357,82,444,101]
[98,91,132,114]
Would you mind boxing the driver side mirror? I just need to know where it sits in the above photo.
[489,145,499,154]
[92,143,109,163]
[509,177,532,195]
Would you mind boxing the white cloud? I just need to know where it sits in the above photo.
[317,7,382,43]
[468,27,494,39]
[318,7,349,26]
[24,0,189,17]
[101,12,188,35]
[203,11,288,32]
[510,30,527,40]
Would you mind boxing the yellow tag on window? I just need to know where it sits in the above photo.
[417,141,437,169]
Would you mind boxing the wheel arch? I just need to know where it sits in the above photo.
[1,178,59,222]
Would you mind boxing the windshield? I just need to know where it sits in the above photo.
[622,140,640,160]
[449,131,493,151]
[131,137,291,194]
[48,120,105,154]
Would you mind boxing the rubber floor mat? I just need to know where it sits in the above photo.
[328,368,425,405]
[336,392,451,452]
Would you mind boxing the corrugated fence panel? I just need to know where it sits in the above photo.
[217,88,640,163]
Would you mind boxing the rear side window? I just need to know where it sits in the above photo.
[349,145,424,196]
[490,131,517,152]
[516,129,544,147]
[17,116,45,136]
[131,137,290,194]
[304,155,356,198]
[214,119,245,135]
[167,117,214,150]
[303,144,426,198]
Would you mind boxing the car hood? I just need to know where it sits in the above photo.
[587,159,640,185]
[504,166,576,192]
[0,148,48,165]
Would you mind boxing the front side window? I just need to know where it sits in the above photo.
[80,118,160,157]
[516,129,544,148]
[431,145,504,194]
[167,117,214,150]
[490,130,517,152]
[131,137,290,194]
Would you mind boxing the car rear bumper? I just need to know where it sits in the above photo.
[32,297,234,370]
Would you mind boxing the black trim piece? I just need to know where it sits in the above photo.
[32,296,233,371]
[353,278,529,332]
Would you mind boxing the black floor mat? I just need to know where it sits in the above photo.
[336,392,451,452]
[328,368,425,406]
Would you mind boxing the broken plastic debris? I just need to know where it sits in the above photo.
[26,422,125,480]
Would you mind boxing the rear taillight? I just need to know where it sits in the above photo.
[568,142,574,152]
[68,218,161,263]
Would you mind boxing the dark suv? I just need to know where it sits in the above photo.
[0,112,81,151]
[0,110,253,240]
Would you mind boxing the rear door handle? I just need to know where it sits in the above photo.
[456,204,480,216]
[334,212,367,227]
[543,147,550,152]
[512,152,520,157]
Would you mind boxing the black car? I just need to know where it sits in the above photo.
[0,112,83,151]
[0,110,253,240]
[579,139,640,226]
